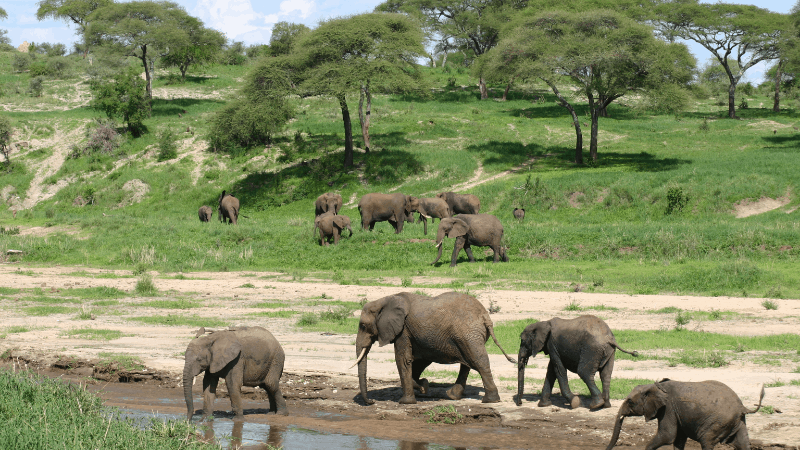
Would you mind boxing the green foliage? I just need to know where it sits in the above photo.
[425,405,463,424]
[668,349,729,368]
[665,186,689,215]
[268,21,310,56]
[28,76,44,97]
[13,53,31,72]
[70,119,124,158]
[134,274,158,296]
[160,25,225,80]
[90,67,149,135]
[207,97,290,153]
[761,299,779,310]
[157,127,178,161]
[62,328,124,340]
[0,114,12,163]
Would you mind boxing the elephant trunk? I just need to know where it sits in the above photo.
[606,409,628,450]
[515,354,528,406]
[356,338,375,405]
[183,363,198,420]
[431,229,445,264]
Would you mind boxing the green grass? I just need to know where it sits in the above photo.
[61,328,125,340]
[253,301,291,309]
[0,369,215,449]
[250,310,298,318]
[128,315,228,328]
[97,353,146,371]
[25,295,82,304]
[58,286,129,299]
[6,326,33,334]
[24,306,74,316]
[500,375,654,400]
[138,299,200,309]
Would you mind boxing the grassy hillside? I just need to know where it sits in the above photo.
[1,51,799,298]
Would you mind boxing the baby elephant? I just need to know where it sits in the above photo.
[183,326,288,420]
[198,205,213,222]
[313,213,353,246]
[513,208,525,221]
[515,315,638,409]
[607,379,764,450]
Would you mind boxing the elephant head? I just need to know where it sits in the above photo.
[606,381,669,449]
[432,217,468,262]
[353,294,410,405]
[404,196,418,223]
[514,321,550,406]
[183,331,242,419]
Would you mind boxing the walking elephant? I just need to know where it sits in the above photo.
[183,326,287,420]
[218,190,239,225]
[515,315,638,410]
[411,197,451,235]
[432,214,508,267]
[358,193,415,234]
[313,213,353,246]
[436,192,480,215]
[315,192,342,217]
[198,205,213,222]
[513,208,525,221]
[353,291,516,405]
[607,379,764,450]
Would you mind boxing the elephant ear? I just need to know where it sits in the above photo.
[376,296,409,347]
[446,218,469,238]
[209,332,242,373]
[532,321,551,354]
[333,215,349,229]
[643,383,668,421]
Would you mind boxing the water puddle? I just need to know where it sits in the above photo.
[116,408,469,450]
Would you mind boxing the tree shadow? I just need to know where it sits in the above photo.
[150,98,225,118]
[355,382,487,404]
[761,133,800,149]
[592,151,692,172]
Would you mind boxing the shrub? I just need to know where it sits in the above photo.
[13,53,31,72]
[0,115,12,163]
[665,186,689,215]
[157,127,178,161]
[28,76,44,97]
[207,98,291,153]
[70,119,123,158]
[90,67,149,136]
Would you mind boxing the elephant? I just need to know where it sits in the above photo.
[607,379,764,450]
[183,326,288,420]
[436,192,480,215]
[513,208,525,221]
[358,193,415,234]
[313,212,353,245]
[432,214,508,267]
[410,197,451,235]
[353,291,517,406]
[315,192,342,217]
[198,205,213,222]
[515,315,639,410]
[218,190,239,225]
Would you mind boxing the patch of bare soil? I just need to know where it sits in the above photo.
[21,123,88,210]
[117,179,150,208]
[735,196,792,218]
[0,265,799,449]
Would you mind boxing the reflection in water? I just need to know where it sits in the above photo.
[200,419,285,450]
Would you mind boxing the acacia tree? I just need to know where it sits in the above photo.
[293,13,426,168]
[481,9,694,164]
[268,22,310,56]
[160,22,225,81]
[36,0,112,57]
[84,1,193,99]
[654,0,788,119]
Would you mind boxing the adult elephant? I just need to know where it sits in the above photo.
[411,197,451,235]
[607,379,764,450]
[358,193,415,234]
[313,212,353,246]
[432,214,508,267]
[353,291,516,405]
[315,192,342,217]
[198,205,213,222]
[218,190,239,225]
[183,326,287,420]
[515,315,638,410]
[436,191,480,215]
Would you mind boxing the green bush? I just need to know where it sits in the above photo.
[28,76,44,97]
[157,127,178,161]
[13,53,31,72]
[90,67,149,136]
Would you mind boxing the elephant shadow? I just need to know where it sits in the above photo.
[353,382,487,404]
[514,392,588,409]
[193,407,274,420]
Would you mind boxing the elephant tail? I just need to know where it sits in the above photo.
[486,320,517,364]
[611,342,639,358]
[745,384,765,414]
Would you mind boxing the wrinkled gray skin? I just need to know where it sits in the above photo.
[513,208,525,221]
[198,205,213,222]
[607,379,764,450]
[358,193,415,234]
[354,291,516,406]
[432,214,508,267]
[410,197,451,235]
[436,192,480,215]
[315,192,342,217]
[218,190,240,225]
[183,326,287,420]
[515,315,638,410]
[313,213,353,245]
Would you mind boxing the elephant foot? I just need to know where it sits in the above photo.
[513,395,522,406]
[275,408,289,416]
[416,379,430,395]
[570,395,582,409]
[537,398,552,407]
[399,395,417,405]
[481,391,501,403]
[445,384,465,400]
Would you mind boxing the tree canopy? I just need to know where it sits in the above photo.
[36,0,112,31]
[482,9,694,163]
[653,0,788,118]
[160,21,225,81]
[268,22,310,57]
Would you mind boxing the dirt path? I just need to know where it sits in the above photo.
[20,123,87,210]
[1,264,799,449]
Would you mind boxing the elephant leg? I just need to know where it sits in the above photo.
[411,360,431,395]
[475,361,501,403]
[645,420,677,450]
[226,370,244,418]
[463,242,476,262]
[550,357,577,408]
[576,359,603,409]
[422,216,428,235]
[450,237,466,267]
[491,245,501,263]
[730,427,752,450]
[333,228,340,245]
[202,375,219,418]
[673,431,688,450]
[538,361,557,407]
[319,229,326,246]
[260,381,288,416]
[598,355,615,408]
[446,364,471,400]
[393,334,416,404]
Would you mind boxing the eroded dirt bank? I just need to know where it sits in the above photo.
[1,265,799,449]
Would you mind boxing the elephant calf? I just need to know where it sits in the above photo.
[513,208,525,221]
[607,379,764,450]
[198,205,213,222]
[183,326,287,419]
[313,213,353,245]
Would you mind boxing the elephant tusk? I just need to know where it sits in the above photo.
[349,348,367,370]
[435,241,442,248]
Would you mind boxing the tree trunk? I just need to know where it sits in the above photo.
[598,94,609,117]
[773,60,782,113]
[727,81,737,119]
[502,78,513,102]
[359,81,371,153]
[339,94,354,168]
[139,45,152,99]
[590,106,599,162]
[441,52,447,69]
[543,78,583,164]
[479,76,488,100]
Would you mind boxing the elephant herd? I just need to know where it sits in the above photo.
[184,291,763,450]
[198,190,239,225]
